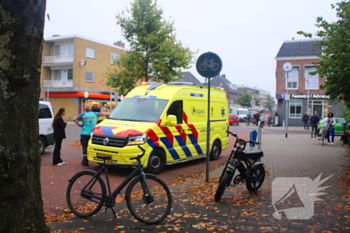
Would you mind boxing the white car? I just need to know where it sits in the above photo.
[39,101,55,154]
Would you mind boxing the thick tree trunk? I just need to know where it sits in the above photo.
[0,1,49,232]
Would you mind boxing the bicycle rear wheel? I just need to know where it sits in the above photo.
[66,170,106,218]
[215,169,233,202]
[125,174,172,224]
[246,165,265,192]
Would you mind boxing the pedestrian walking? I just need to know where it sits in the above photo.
[320,112,336,145]
[73,104,109,166]
[267,112,273,126]
[52,108,67,166]
[302,112,310,130]
[310,110,320,138]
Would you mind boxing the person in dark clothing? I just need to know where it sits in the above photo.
[52,108,67,165]
[302,112,310,130]
[253,111,260,126]
[310,110,320,138]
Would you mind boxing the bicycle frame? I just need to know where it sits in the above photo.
[219,131,263,183]
[80,147,153,212]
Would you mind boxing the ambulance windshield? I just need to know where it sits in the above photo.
[109,98,168,122]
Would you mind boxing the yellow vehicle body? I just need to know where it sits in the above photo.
[87,82,229,173]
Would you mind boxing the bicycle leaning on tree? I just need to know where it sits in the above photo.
[66,146,172,224]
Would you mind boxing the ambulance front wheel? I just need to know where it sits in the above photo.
[145,149,166,174]
[210,140,221,160]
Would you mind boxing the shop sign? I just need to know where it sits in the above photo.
[290,94,330,99]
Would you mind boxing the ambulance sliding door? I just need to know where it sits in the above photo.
[163,100,187,160]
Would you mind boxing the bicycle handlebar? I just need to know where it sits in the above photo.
[130,146,146,161]
[227,130,260,145]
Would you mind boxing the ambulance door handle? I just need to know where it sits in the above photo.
[187,128,194,131]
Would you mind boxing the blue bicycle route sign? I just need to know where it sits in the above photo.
[196,52,222,78]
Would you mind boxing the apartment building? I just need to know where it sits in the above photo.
[236,86,270,105]
[40,34,127,120]
[275,39,343,126]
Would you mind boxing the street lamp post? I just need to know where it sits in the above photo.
[283,62,293,138]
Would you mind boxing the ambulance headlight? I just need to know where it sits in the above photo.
[127,135,148,145]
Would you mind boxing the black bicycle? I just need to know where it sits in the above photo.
[215,130,265,202]
[66,146,172,224]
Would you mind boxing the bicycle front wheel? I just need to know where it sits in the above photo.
[66,170,106,218]
[215,169,233,202]
[125,174,172,224]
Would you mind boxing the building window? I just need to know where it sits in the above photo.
[110,51,120,64]
[85,72,94,82]
[53,69,73,81]
[86,47,95,59]
[305,66,319,90]
[54,43,74,58]
[289,100,302,118]
[285,67,299,90]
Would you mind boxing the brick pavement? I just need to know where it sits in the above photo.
[50,129,350,233]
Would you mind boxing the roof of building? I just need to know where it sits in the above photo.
[276,39,322,58]
[210,75,242,95]
[178,72,202,85]
[44,34,127,51]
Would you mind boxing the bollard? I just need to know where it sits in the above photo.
[258,121,262,150]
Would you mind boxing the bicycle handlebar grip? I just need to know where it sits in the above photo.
[226,130,237,137]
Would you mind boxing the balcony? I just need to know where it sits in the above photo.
[42,55,73,66]
[42,80,73,88]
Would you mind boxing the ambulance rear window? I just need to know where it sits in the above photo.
[109,98,168,122]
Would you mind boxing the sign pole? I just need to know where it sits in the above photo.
[196,52,223,183]
[206,78,211,182]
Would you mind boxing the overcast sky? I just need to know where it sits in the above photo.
[44,0,339,96]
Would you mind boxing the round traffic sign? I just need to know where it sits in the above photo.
[196,52,222,78]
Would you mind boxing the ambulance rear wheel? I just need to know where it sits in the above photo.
[145,149,165,174]
[210,140,221,160]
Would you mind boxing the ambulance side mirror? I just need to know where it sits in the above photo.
[165,115,177,126]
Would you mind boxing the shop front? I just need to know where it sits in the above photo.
[276,93,343,127]
[46,91,120,121]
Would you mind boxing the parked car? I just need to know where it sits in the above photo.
[229,114,239,126]
[39,101,55,154]
[317,117,347,134]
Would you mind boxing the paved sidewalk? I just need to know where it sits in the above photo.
[50,132,350,232]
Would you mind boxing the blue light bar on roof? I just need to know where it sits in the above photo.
[133,95,157,98]
[167,82,195,85]
[148,83,162,90]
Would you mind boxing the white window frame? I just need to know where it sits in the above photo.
[110,51,120,64]
[304,66,319,90]
[86,47,95,59]
[289,100,302,118]
[85,72,94,82]
[285,67,299,90]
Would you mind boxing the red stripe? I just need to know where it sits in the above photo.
[188,123,198,141]
[183,111,188,124]
[157,119,173,145]
[175,125,187,144]
[145,128,160,147]
[115,129,143,137]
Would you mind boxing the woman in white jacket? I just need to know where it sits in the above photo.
[320,112,336,145]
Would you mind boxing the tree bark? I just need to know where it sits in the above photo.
[0,1,49,232]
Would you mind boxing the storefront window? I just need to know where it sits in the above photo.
[289,100,302,118]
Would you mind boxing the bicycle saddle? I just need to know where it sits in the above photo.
[241,150,264,160]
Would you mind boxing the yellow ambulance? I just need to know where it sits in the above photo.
[87,82,229,173]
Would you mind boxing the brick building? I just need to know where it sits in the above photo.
[275,39,343,126]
